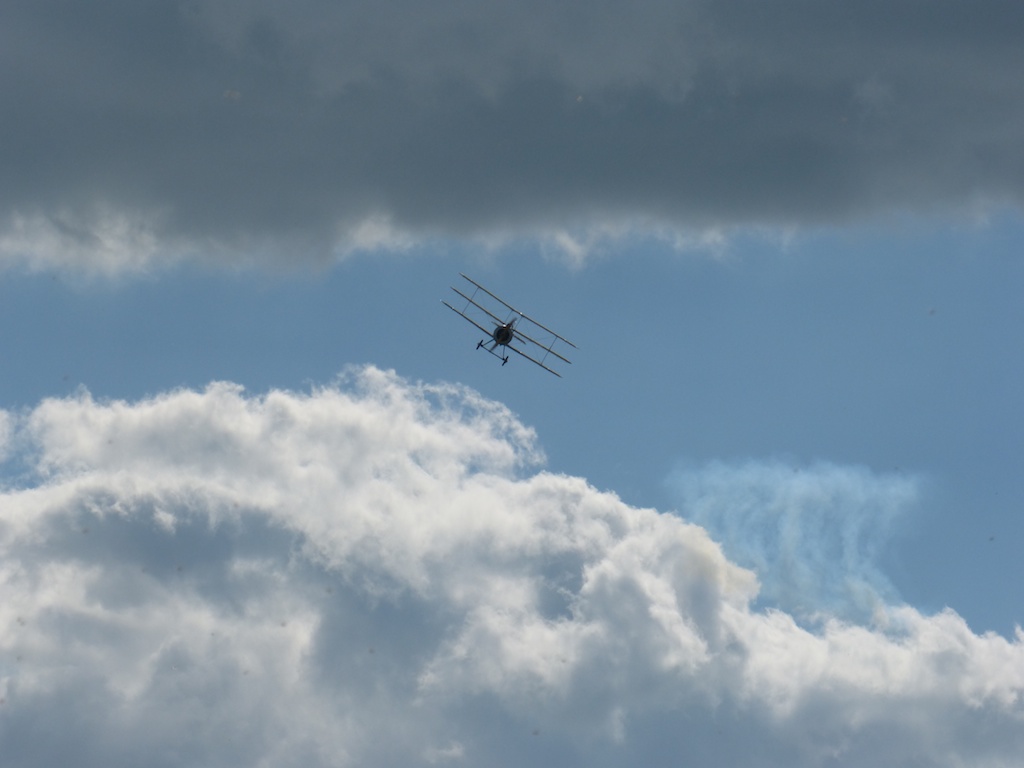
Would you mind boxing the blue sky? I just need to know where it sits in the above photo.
[3,221,1020,630]
[2,2,1024,766]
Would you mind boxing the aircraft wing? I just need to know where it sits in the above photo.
[504,341,563,377]
[459,273,578,349]
[441,300,495,337]
[448,286,506,327]
[512,326,573,365]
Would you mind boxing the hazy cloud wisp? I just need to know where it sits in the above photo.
[668,459,917,623]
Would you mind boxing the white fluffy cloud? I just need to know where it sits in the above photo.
[4,0,1024,272]
[1,367,1022,766]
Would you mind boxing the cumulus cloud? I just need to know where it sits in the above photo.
[0,410,12,463]
[3,0,1024,272]
[1,367,1022,766]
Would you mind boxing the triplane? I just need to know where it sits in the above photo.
[442,274,577,377]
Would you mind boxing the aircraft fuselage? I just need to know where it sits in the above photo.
[492,323,514,346]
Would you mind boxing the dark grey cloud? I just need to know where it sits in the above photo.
[3,0,1024,270]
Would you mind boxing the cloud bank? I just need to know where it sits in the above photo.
[1,366,1022,766]
[4,0,1024,272]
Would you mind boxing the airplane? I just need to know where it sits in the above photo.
[442,274,577,377]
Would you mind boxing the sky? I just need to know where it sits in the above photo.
[1,1,1023,766]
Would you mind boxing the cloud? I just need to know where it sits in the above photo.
[667,460,918,622]
[1,366,1022,766]
[4,0,1024,272]
[0,410,12,463]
